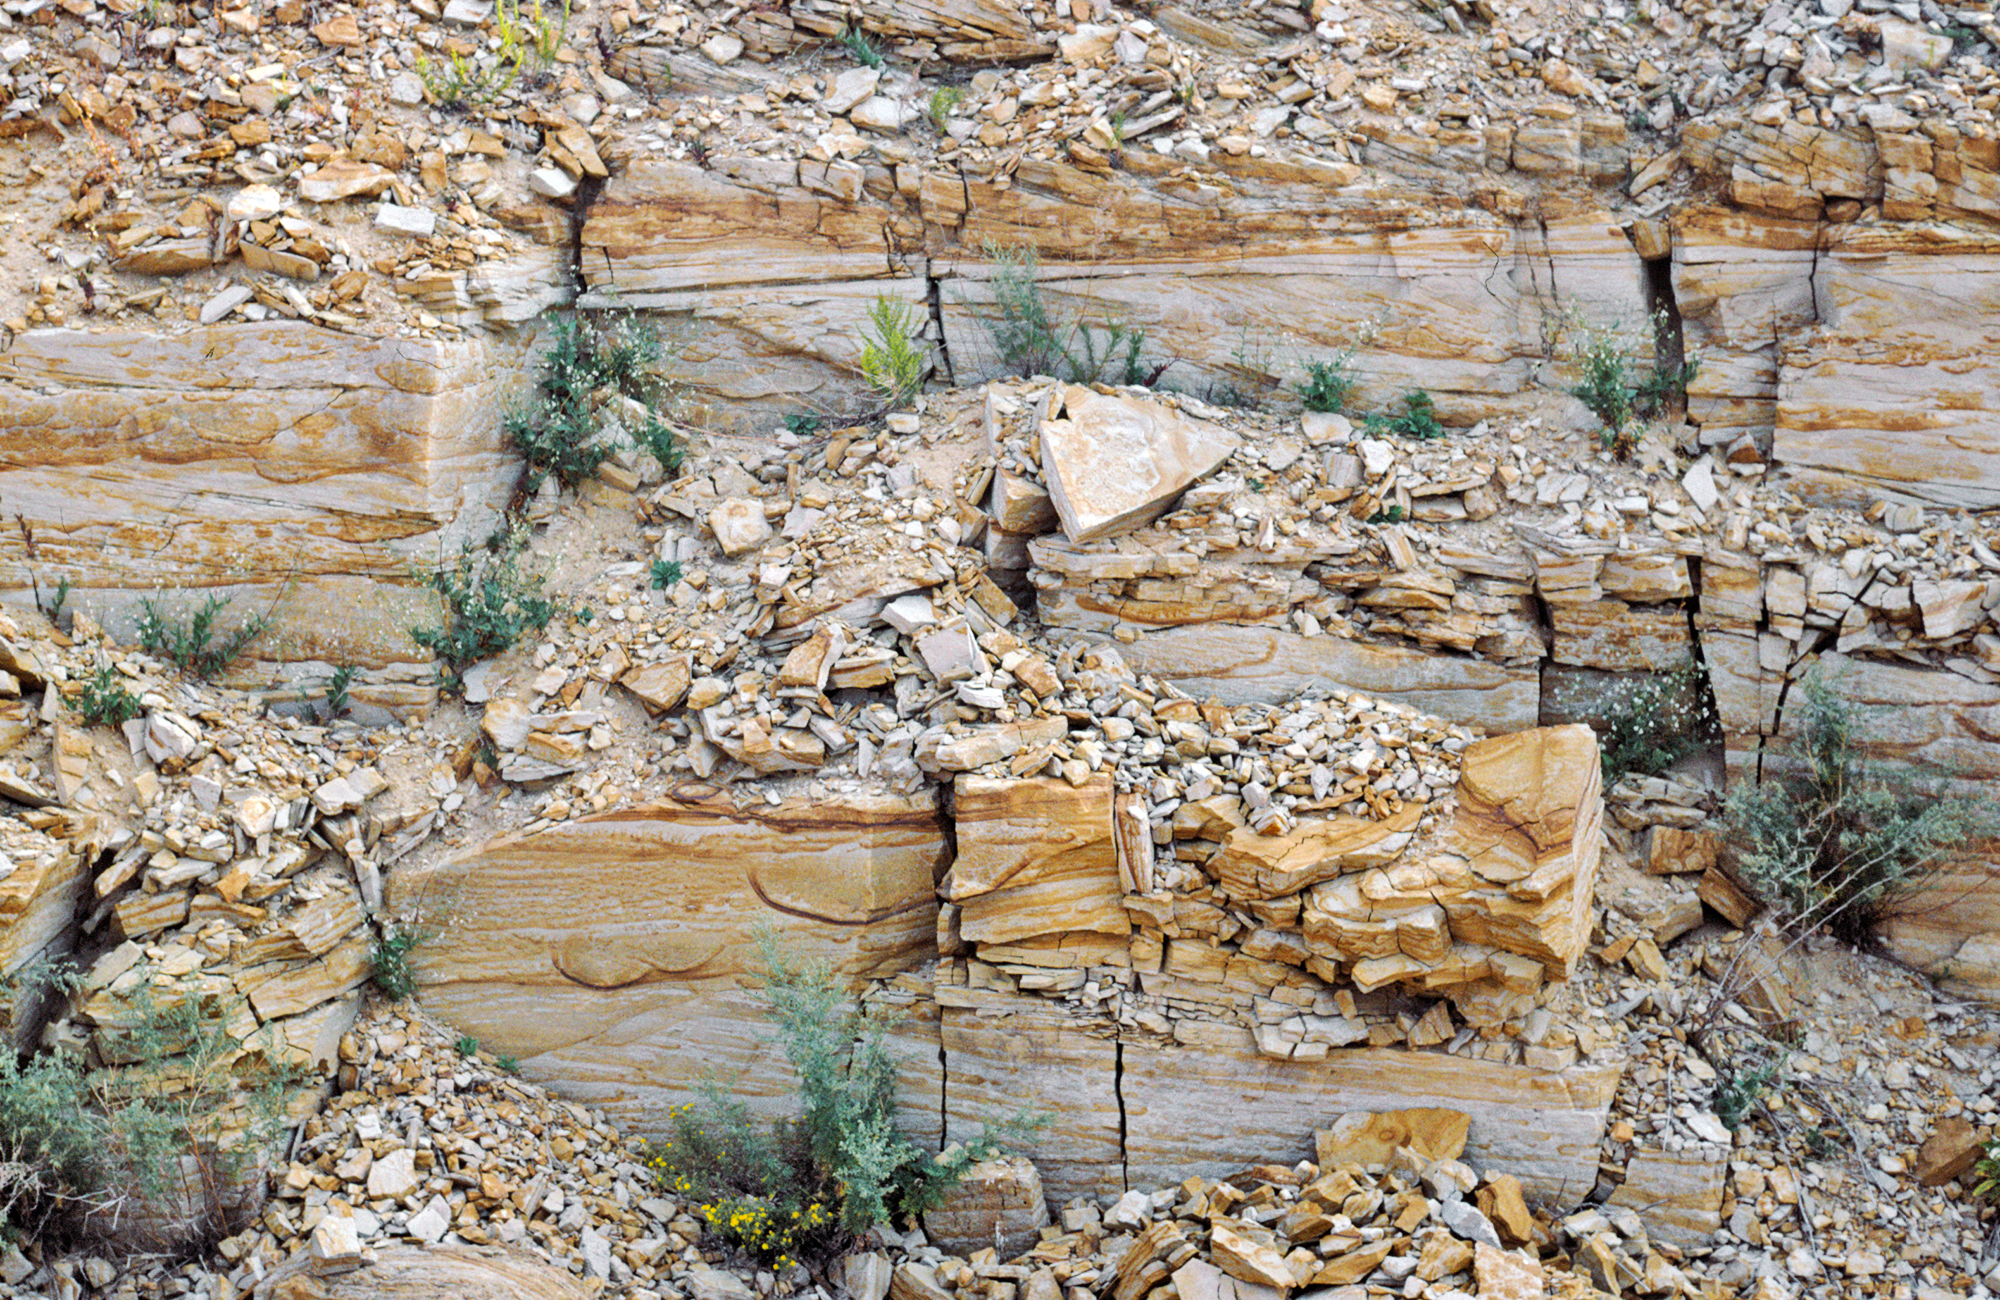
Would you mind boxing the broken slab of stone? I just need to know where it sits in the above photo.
[944,775,1129,946]
[1606,1146,1727,1250]
[1038,384,1239,543]
[251,1243,594,1299]
[922,1156,1050,1257]
[1314,1108,1470,1168]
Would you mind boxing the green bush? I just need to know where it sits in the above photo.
[505,313,671,492]
[371,926,423,1001]
[320,664,357,720]
[73,664,142,727]
[1975,1136,1999,1202]
[1297,355,1358,413]
[926,86,965,131]
[1362,389,1444,441]
[136,593,270,679]
[409,530,558,684]
[1596,658,1719,785]
[1713,1052,1785,1131]
[859,295,929,408]
[649,558,684,590]
[0,972,304,1246]
[974,244,1152,387]
[838,25,884,68]
[645,932,1035,1269]
[1725,669,1989,944]
[1564,307,1699,458]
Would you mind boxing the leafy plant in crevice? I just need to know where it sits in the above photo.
[858,294,929,408]
[371,925,424,1002]
[456,1035,481,1058]
[649,558,684,591]
[320,664,358,720]
[504,312,672,493]
[1713,1051,1786,1131]
[409,540,557,686]
[1596,657,1721,786]
[644,930,1043,1271]
[1724,668,1990,947]
[73,663,142,728]
[971,243,1156,388]
[1297,353,1359,414]
[838,25,884,69]
[1562,305,1700,459]
[1974,1136,1999,1203]
[136,592,270,679]
[1362,389,1445,441]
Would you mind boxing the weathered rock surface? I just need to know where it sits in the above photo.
[0,324,523,666]
[393,789,946,1130]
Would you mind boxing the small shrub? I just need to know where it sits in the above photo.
[371,926,423,1002]
[782,413,823,438]
[496,0,568,69]
[506,313,668,493]
[1974,1136,1999,1202]
[646,932,1037,1270]
[1362,389,1445,441]
[137,593,269,679]
[416,48,521,109]
[631,410,686,477]
[1597,659,1720,785]
[496,1055,520,1075]
[409,531,558,683]
[1564,306,1699,458]
[974,244,1155,387]
[926,86,965,131]
[1713,1053,1784,1130]
[649,558,684,590]
[1297,354,1358,413]
[321,664,357,719]
[1364,505,1406,525]
[455,1036,480,1058]
[859,295,928,408]
[36,574,71,626]
[74,664,142,728]
[839,26,884,68]
[1725,669,1989,945]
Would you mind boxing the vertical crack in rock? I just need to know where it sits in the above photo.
[928,271,958,389]
[567,174,609,294]
[1113,1038,1129,1192]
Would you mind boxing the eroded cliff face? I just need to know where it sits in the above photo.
[0,323,528,692]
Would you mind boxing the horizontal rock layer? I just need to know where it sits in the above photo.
[0,322,525,666]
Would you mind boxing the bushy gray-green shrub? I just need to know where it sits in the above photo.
[1725,669,1988,944]
[643,930,1040,1269]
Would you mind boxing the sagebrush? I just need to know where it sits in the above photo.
[645,932,1037,1270]
[1726,669,1987,945]
[0,969,304,1247]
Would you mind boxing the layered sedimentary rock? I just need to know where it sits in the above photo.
[392,789,948,1131]
[0,322,525,666]
[408,725,1617,1201]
